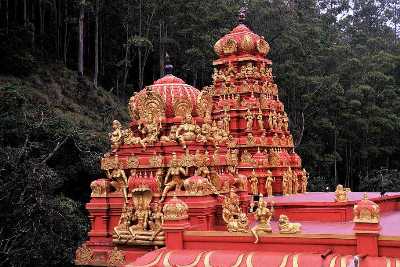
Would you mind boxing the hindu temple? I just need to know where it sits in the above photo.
[75,11,400,267]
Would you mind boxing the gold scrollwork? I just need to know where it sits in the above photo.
[137,89,166,123]
[256,38,270,55]
[107,247,125,266]
[174,95,193,117]
[223,38,238,54]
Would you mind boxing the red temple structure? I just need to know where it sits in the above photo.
[76,14,400,267]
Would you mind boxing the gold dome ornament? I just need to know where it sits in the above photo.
[162,193,189,220]
[223,38,238,55]
[214,39,223,55]
[256,38,270,55]
[240,34,255,52]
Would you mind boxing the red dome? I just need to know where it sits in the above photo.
[214,24,270,58]
[129,74,200,121]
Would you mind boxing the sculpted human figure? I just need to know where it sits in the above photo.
[175,114,200,148]
[251,195,273,243]
[160,153,188,202]
[293,172,299,194]
[114,204,134,240]
[129,201,150,240]
[106,166,129,203]
[335,184,348,202]
[149,202,164,241]
[265,170,274,197]
[287,167,293,195]
[212,120,229,147]
[109,120,123,152]
[222,189,249,232]
[222,110,231,133]
[249,169,258,195]
[140,120,161,149]
[268,112,273,130]
[282,170,289,196]
[244,108,254,131]
[257,109,264,131]
[300,168,308,193]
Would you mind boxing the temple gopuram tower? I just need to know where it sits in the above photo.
[208,20,307,196]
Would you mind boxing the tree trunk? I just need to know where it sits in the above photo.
[122,24,130,90]
[39,0,44,34]
[78,2,85,77]
[159,20,165,77]
[6,0,9,35]
[23,0,27,27]
[63,0,68,64]
[93,0,100,88]
[334,128,337,185]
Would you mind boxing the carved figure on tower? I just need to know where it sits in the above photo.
[105,162,128,203]
[222,188,249,232]
[160,153,188,202]
[265,170,274,197]
[257,108,264,131]
[109,120,123,153]
[244,108,254,131]
[251,195,273,243]
[176,114,200,149]
[249,169,258,195]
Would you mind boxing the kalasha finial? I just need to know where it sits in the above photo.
[164,52,173,75]
[238,0,249,24]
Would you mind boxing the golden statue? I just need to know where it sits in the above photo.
[128,200,151,240]
[160,125,178,143]
[272,111,278,129]
[109,120,123,152]
[265,170,274,197]
[300,169,308,193]
[282,170,289,196]
[175,114,200,148]
[160,153,188,202]
[268,112,273,130]
[249,169,258,195]
[244,108,254,131]
[211,120,229,147]
[334,184,348,202]
[293,172,299,194]
[251,195,273,243]
[139,120,161,149]
[149,202,164,241]
[106,165,128,203]
[222,189,248,232]
[222,110,231,133]
[282,112,289,131]
[257,109,264,131]
[278,214,301,234]
[114,204,134,239]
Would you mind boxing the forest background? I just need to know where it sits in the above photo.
[0,0,399,266]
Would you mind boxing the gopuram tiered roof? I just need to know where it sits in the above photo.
[76,12,400,267]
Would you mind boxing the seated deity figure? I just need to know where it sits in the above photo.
[222,189,249,232]
[160,153,188,202]
[114,203,134,240]
[211,120,229,147]
[148,202,164,241]
[251,195,273,243]
[335,184,348,202]
[175,114,200,148]
[109,120,123,152]
[128,200,151,240]
[139,120,161,149]
[196,115,214,143]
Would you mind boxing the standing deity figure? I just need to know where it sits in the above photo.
[149,202,164,241]
[268,112,273,130]
[282,170,289,196]
[244,108,254,131]
[251,195,273,243]
[160,153,188,202]
[175,114,200,148]
[106,166,128,203]
[272,111,278,129]
[292,172,299,194]
[114,204,134,239]
[300,169,308,193]
[265,170,274,197]
[334,184,348,202]
[129,201,151,240]
[222,110,231,133]
[222,189,249,232]
[257,109,264,131]
[283,112,289,131]
[109,120,123,152]
[287,167,293,195]
[249,169,259,195]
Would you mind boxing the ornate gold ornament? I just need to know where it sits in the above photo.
[353,193,380,224]
[163,194,189,220]
[149,154,163,168]
[109,120,123,153]
[90,179,110,197]
[246,133,256,146]
[214,39,223,55]
[75,244,94,265]
[197,89,213,118]
[241,150,255,165]
[278,214,301,234]
[223,38,238,54]
[128,95,140,120]
[256,38,270,55]
[127,155,139,168]
[101,155,119,170]
[160,153,188,202]
[265,170,274,197]
[240,34,255,52]
[173,95,193,117]
[122,128,141,145]
[107,247,125,266]
[226,149,239,166]
[251,195,273,243]
[249,169,258,195]
[136,89,166,123]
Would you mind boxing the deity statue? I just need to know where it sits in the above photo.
[272,111,278,129]
[286,167,293,195]
[222,110,231,133]
[148,202,164,241]
[234,94,241,108]
[334,184,348,202]
[244,108,254,131]
[114,204,134,239]
[292,172,299,194]
[265,170,274,197]
[175,114,200,148]
[106,166,128,203]
[245,62,254,78]
[222,189,249,232]
[128,200,151,240]
[246,133,256,146]
[160,153,188,202]
[282,112,289,131]
[249,169,258,195]
[278,215,301,234]
[268,112,273,130]
[212,120,229,148]
[251,195,273,243]
[139,120,161,149]
[257,109,264,131]
[282,170,289,196]
[300,168,308,193]
[109,120,123,152]
[160,125,178,143]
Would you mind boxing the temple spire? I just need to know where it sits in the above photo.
[238,0,249,24]
[164,52,174,75]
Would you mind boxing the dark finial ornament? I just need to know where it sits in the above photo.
[238,0,249,24]
[164,52,173,75]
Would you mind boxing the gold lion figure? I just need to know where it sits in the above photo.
[278,214,301,234]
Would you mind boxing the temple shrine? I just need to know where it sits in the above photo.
[75,11,400,267]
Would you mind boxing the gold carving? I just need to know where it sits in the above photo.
[163,194,189,220]
[109,120,123,153]
[176,114,200,149]
[222,189,249,232]
[241,150,255,165]
[90,179,110,197]
[75,244,94,265]
[106,164,129,203]
[240,34,255,52]
[249,170,258,195]
[214,39,223,55]
[265,170,274,197]
[256,38,270,55]
[246,133,256,146]
[223,38,238,54]
[127,155,139,168]
[197,88,213,118]
[251,195,273,243]
[173,95,193,117]
[136,89,165,123]
[107,247,125,266]
[353,193,380,224]
[244,108,254,131]
[160,153,188,202]
[334,184,348,202]
[278,215,301,234]
[149,154,163,168]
